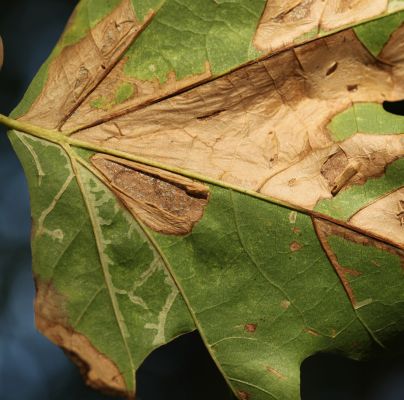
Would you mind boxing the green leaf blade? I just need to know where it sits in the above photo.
[5,1,404,398]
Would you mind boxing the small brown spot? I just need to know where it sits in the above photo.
[238,391,250,400]
[292,227,301,234]
[326,62,338,76]
[304,327,320,337]
[288,178,297,186]
[266,366,286,380]
[244,323,257,333]
[289,241,302,252]
[347,84,358,92]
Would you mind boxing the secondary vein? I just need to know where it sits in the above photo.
[64,143,136,387]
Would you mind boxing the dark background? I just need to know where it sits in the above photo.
[0,1,404,399]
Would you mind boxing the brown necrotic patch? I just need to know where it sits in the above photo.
[34,279,129,397]
[349,188,404,247]
[19,0,150,129]
[91,154,209,235]
[72,29,404,213]
[312,218,403,307]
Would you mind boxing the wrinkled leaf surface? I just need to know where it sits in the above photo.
[7,1,404,398]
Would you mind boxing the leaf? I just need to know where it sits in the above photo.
[3,1,404,399]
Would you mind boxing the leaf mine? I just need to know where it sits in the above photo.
[91,154,209,235]
[5,1,404,399]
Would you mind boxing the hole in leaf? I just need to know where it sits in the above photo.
[383,100,404,116]
[136,331,236,400]
[301,353,404,400]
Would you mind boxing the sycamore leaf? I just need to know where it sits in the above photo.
[2,0,404,399]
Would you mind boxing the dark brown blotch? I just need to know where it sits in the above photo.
[347,84,358,92]
[91,154,209,235]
